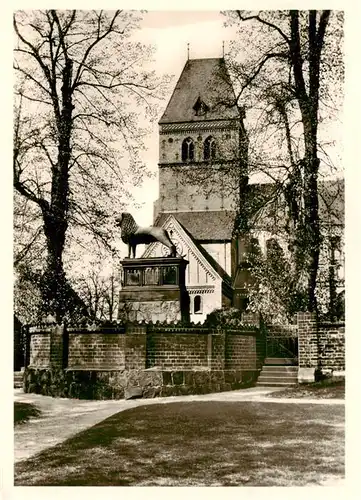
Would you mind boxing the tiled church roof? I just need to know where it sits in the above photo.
[159,58,240,124]
[155,210,237,241]
[154,178,344,241]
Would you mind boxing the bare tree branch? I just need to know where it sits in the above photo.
[72,10,122,89]
[236,10,291,45]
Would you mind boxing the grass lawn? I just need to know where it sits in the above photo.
[14,401,344,486]
[14,402,41,425]
[268,379,345,400]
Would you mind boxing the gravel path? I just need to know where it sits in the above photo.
[14,387,344,463]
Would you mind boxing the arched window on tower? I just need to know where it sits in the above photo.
[194,295,202,314]
[204,136,216,161]
[181,137,195,162]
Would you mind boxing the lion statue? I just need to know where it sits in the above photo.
[115,212,177,259]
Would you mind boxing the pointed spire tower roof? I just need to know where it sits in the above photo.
[159,58,240,124]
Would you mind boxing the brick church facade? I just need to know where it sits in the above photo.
[142,57,344,323]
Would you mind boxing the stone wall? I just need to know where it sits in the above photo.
[23,367,254,400]
[157,120,241,213]
[24,320,261,400]
[157,165,237,212]
[159,127,240,166]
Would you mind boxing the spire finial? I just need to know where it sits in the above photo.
[187,42,190,60]
[222,41,225,58]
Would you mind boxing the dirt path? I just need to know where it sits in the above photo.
[14,387,344,463]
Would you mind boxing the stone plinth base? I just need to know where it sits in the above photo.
[118,257,190,323]
[118,300,181,323]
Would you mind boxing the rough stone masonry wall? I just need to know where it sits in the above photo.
[118,301,181,323]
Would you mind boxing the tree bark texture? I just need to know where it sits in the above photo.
[289,10,330,312]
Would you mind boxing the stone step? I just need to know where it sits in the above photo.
[264,357,298,366]
[261,366,298,373]
[258,372,298,379]
[256,381,298,387]
[258,375,298,384]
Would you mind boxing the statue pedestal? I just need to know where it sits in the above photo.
[118,257,190,323]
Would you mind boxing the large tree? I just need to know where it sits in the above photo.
[225,10,343,313]
[13,10,168,322]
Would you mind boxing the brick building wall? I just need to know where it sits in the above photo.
[29,332,51,367]
[297,312,345,381]
[146,332,209,369]
[26,323,260,376]
[317,324,345,372]
[225,333,257,370]
[68,332,126,369]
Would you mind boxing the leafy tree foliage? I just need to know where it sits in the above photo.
[224,10,343,314]
[204,307,245,329]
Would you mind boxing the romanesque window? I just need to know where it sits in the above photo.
[204,136,216,161]
[181,137,194,162]
[194,295,202,314]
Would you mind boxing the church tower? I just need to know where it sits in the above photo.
[154,57,247,220]
[145,58,249,320]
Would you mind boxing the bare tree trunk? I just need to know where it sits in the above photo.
[302,153,321,313]
[40,57,74,322]
[289,9,330,313]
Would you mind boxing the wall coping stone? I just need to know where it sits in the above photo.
[67,327,126,334]
[29,327,53,334]
[29,322,259,334]
[65,366,126,371]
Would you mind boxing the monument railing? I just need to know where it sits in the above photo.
[123,265,179,287]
